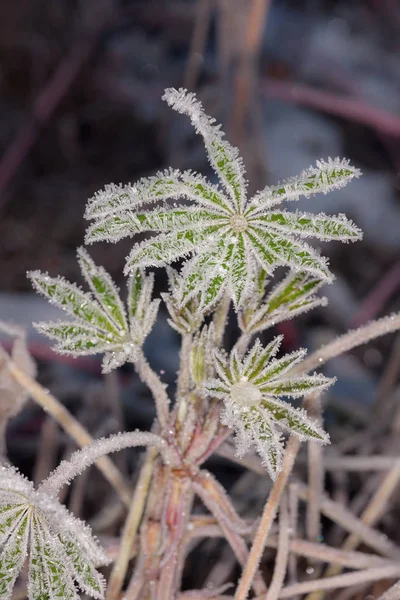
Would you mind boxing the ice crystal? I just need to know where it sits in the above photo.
[0,465,109,600]
[85,88,362,311]
[239,270,328,334]
[28,248,159,372]
[203,337,332,479]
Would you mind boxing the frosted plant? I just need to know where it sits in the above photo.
[239,269,327,335]
[85,88,362,311]
[28,248,159,373]
[161,267,204,334]
[0,465,109,600]
[204,336,332,479]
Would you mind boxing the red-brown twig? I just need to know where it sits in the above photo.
[262,78,400,138]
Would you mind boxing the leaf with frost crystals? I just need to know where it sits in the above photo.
[162,88,247,211]
[85,89,362,310]
[161,267,204,335]
[0,464,109,600]
[29,251,159,373]
[240,270,327,334]
[204,337,333,478]
[247,157,362,212]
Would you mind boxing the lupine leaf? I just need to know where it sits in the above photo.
[252,210,362,242]
[60,537,105,599]
[35,321,107,343]
[230,233,252,309]
[261,398,329,441]
[86,207,226,244]
[0,513,29,599]
[259,374,332,397]
[125,225,221,272]
[247,157,361,213]
[199,241,236,311]
[85,169,233,222]
[249,226,332,280]
[244,337,282,381]
[28,272,120,335]
[252,349,307,385]
[162,88,247,211]
[77,248,128,333]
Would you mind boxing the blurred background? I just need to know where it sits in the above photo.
[0,0,400,501]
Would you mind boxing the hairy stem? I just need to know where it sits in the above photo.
[294,313,400,375]
[7,360,131,506]
[213,293,231,346]
[135,350,170,433]
[106,448,158,600]
[234,436,301,600]
[39,431,173,496]
[176,334,192,429]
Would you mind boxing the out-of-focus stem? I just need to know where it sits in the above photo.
[8,360,131,506]
[106,448,159,600]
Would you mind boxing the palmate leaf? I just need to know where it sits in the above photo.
[84,90,362,311]
[205,338,333,478]
[161,267,204,335]
[0,465,110,600]
[30,253,159,373]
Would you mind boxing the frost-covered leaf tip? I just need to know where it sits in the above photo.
[85,88,362,312]
[0,465,109,600]
[28,248,159,373]
[204,337,333,479]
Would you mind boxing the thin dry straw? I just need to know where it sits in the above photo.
[184,0,213,90]
[7,359,131,506]
[276,565,400,597]
[306,394,323,545]
[265,492,289,600]
[296,484,400,559]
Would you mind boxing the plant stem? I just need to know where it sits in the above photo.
[213,293,231,346]
[39,431,172,496]
[135,350,170,433]
[176,334,192,429]
[234,436,300,600]
[294,313,400,375]
[106,448,158,600]
[7,360,131,506]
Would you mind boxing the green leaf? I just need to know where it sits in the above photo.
[28,272,121,336]
[61,537,105,598]
[262,398,329,442]
[249,226,332,281]
[244,337,282,381]
[266,272,323,314]
[35,322,110,344]
[0,505,25,546]
[199,241,235,311]
[252,211,362,242]
[78,249,128,333]
[252,414,284,479]
[253,350,306,386]
[125,225,222,271]
[247,158,361,213]
[230,233,251,309]
[162,88,247,211]
[0,513,29,599]
[55,337,121,356]
[245,228,278,272]
[259,374,333,397]
[86,207,226,244]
